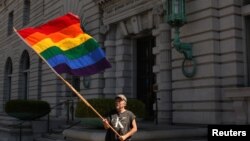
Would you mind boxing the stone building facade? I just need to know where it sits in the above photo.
[0,0,250,132]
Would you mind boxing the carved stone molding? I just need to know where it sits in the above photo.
[100,24,110,34]
[118,21,128,36]
[0,0,8,9]
[152,5,164,16]
[130,16,142,34]
[0,0,6,6]
[100,0,158,25]
[93,0,112,5]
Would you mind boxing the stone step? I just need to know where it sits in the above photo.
[34,137,55,141]
[44,133,65,140]
[49,120,81,134]
[0,115,22,126]
[34,133,66,141]
[34,120,81,141]
[0,115,32,134]
[153,139,207,141]
[0,137,9,141]
[63,125,207,141]
[34,138,66,141]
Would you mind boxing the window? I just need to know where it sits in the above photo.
[23,0,30,26]
[244,0,250,5]
[37,58,42,100]
[19,51,30,99]
[246,16,250,86]
[8,11,13,35]
[3,57,12,109]
[65,75,80,97]
[71,76,80,96]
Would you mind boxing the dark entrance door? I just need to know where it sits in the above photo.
[137,36,156,120]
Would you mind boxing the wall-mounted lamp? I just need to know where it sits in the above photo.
[163,0,196,77]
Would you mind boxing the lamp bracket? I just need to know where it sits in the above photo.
[173,27,196,77]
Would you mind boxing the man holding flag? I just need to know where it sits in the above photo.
[15,12,136,141]
[103,94,137,141]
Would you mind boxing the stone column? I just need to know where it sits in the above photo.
[152,23,172,124]
[115,27,132,97]
[102,25,117,98]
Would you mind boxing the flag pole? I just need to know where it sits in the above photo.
[13,28,122,139]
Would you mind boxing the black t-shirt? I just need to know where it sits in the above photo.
[105,110,136,141]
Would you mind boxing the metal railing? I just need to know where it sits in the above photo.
[47,99,76,133]
[14,99,81,141]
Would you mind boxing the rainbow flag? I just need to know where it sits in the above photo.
[16,13,111,76]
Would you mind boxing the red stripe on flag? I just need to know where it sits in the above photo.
[18,13,80,38]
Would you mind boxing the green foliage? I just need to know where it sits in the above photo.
[5,99,51,120]
[75,98,145,118]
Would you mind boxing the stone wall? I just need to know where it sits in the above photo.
[0,0,249,126]
[172,0,244,124]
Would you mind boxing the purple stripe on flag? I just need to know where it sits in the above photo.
[53,58,111,76]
